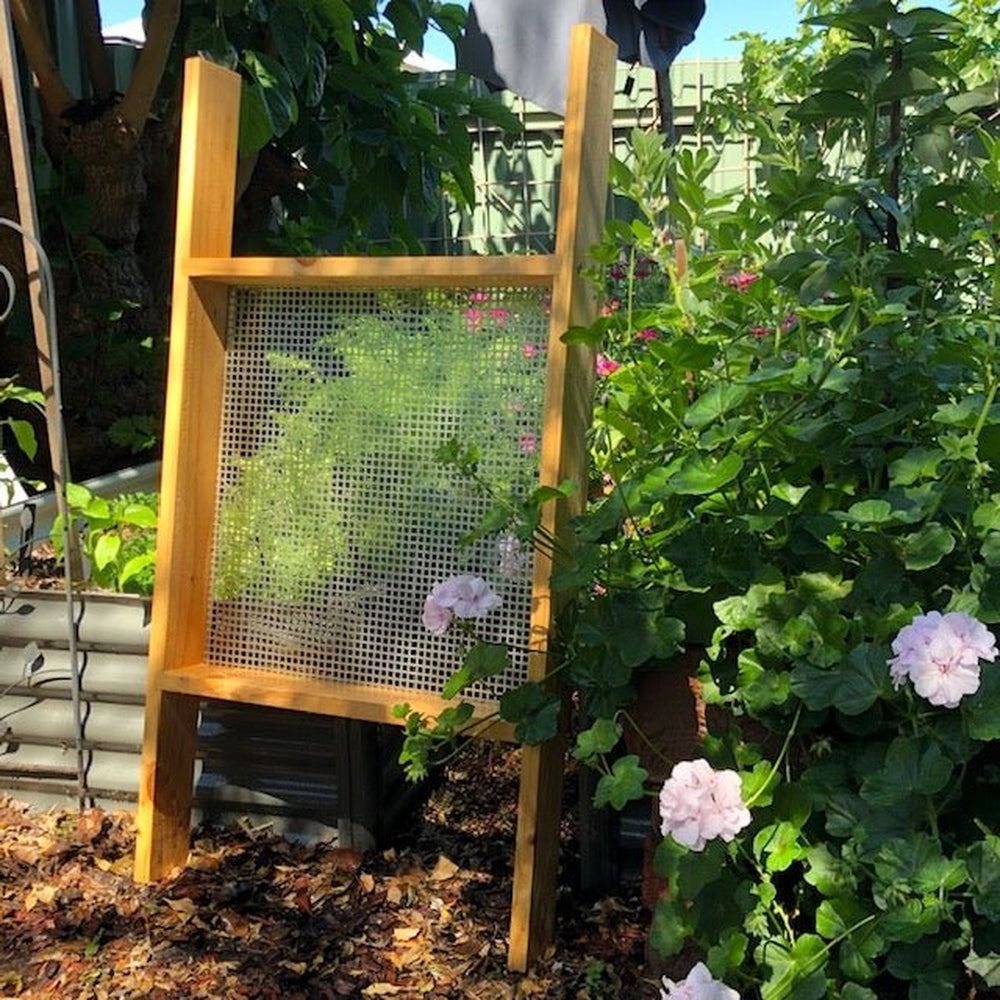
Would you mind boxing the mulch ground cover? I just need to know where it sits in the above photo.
[0,744,662,998]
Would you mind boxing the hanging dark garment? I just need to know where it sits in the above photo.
[456,1,706,115]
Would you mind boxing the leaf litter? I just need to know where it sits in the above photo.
[0,745,663,998]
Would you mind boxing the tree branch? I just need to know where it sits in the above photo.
[118,0,180,135]
[75,0,114,100]
[9,0,74,119]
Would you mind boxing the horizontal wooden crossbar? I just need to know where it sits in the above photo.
[184,254,560,287]
[157,664,515,741]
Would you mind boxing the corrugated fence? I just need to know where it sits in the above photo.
[0,588,416,847]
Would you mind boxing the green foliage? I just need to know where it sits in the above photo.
[213,290,543,603]
[174,0,519,251]
[52,484,158,595]
[0,376,43,506]
[408,1,1000,995]
[548,1,1000,996]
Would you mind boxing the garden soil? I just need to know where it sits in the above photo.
[0,743,665,999]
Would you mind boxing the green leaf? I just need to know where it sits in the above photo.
[120,503,158,528]
[654,335,718,371]
[7,419,37,460]
[790,643,889,715]
[860,737,953,806]
[902,523,955,570]
[760,934,828,1000]
[65,482,94,509]
[875,66,940,103]
[754,820,806,873]
[572,718,623,763]
[963,833,1000,921]
[244,51,298,137]
[238,79,273,155]
[683,383,750,428]
[669,453,744,495]
[269,1,310,86]
[649,896,692,958]
[788,90,866,122]
[844,499,894,525]
[707,929,748,978]
[593,754,648,810]
[118,552,156,590]
[889,448,945,487]
[804,844,857,898]
[498,683,560,744]
[964,666,1000,740]
[92,533,121,572]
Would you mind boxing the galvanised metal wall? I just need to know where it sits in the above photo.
[0,589,412,846]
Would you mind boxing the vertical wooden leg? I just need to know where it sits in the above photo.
[134,687,199,881]
[508,736,565,971]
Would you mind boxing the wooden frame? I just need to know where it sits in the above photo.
[134,26,616,972]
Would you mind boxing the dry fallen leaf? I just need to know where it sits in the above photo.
[429,855,460,882]
[363,982,403,996]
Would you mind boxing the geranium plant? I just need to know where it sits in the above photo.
[401,2,1000,996]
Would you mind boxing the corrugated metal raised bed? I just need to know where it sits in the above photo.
[0,587,413,846]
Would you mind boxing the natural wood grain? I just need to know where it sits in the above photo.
[508,23,617,973]
[157,663,513,741]
[134,57,240,883]
[185,254,559,286]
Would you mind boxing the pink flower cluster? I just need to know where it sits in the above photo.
[595,354,620,377]
[658,759,751,851]
[422,575,502,636]
[660,963,740,1000]
[888,610,998,708]
[724,271,760,293]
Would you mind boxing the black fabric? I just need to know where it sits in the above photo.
[456,1,705,115]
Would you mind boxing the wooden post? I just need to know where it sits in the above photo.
[0,1,81,579]
[507,24,616,972]
[134,57,240,881]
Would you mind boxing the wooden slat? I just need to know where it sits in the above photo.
[134,57,241,882]
[185,254,559,286]
[508,24,617,973]
[157,663,514,741]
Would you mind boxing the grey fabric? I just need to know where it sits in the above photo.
[457,1,705,115]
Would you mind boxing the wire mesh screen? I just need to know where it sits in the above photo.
[204,285,552,702]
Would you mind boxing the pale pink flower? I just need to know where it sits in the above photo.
[600,299,621,317]
[469,290,490,303]
[660,963,740,1000]
[425,575,501,624]
[888,610,997,708]
[518,432,537,454]
[522,342,539,359]
[659,759,751,851]
[595,354,620,377]
[465,308,484,328]
[421,595,453,636]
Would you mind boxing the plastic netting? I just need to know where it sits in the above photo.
[204,285,552,701]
